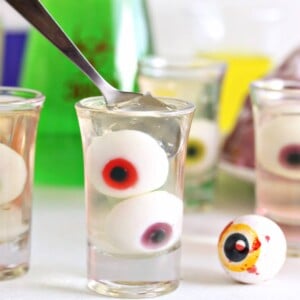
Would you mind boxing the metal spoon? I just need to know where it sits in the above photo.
[5,0,144,106]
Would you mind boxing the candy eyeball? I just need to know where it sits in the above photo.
[0,143,27,205]
[186,119,220,175]
[257,115,300,179]
[87,130,169,198]
[104,191,183,255]
[218,214,286,284]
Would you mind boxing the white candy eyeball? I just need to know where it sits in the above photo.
[257,115,300,179]
[87,130,169,198]
[186,119,220,174]
[218,214,286,284]
[0,205,28,242]
[104,191,183,255]
[0,143,27,205]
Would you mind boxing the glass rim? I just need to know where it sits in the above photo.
[75,95,195,117]
[0,86,45,107]
[251,79,300,94]
[138,56,226,78]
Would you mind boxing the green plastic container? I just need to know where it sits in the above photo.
[21,0,151,185]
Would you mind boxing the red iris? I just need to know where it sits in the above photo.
[102,158,138,189]
[279,144,300,168]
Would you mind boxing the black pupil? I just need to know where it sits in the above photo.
[110,167,127,182]
[224,233,249,262]
[188,146,198,157]
[287,152,300,165]
[149,229,166,244]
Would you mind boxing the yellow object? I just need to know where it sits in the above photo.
[218,222,261,273]
[186,138,206,167]
[200,53,273,134]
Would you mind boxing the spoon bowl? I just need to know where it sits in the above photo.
[5,0,144,106]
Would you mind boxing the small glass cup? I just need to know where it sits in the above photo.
[251,79,300,256]
[138,56,226,210]
[75,96,195,298]
[0,87,45,279]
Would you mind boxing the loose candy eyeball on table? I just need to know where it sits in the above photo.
[86,130,169,198]
[218,214,287,284]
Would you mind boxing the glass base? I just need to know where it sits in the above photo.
[88,279,179,298]
[0,263,28,280]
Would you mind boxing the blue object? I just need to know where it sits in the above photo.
[2,31,28,86]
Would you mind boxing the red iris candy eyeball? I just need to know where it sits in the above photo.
[102,158,138,189]
[257,115,300,179]
[87,130,169,198]
[104,191,183,255]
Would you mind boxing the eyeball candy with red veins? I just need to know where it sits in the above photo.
[218,214,286,284]
[104,191,183,255]
[186,119,220,174]
[257,115,300,179]
[87,130,169,198]
[0,143,27,205]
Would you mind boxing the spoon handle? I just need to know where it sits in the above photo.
[5,0,114,97]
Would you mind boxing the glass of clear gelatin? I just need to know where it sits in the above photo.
[75,95,194,298]
[0,87,45,280]
[251,79,300,256]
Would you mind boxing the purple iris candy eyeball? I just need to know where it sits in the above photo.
[86,130,169,198]
[0,143,27,205]
[218,215,286,284]
[104,191,183,255]
[257,115,300,179]
[279,144,300,168]
[141,223,172,249]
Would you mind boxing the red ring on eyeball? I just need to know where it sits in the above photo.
[102,158,138,189]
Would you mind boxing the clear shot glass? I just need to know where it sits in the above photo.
[251,79,300,256]
[138,56,226,210]
[0,87,45,279]
[75,96,194,298]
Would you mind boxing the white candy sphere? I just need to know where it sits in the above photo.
[257,115,300,179]
[104,191,183,255]
[87,130,169,198]
[0,143,27,204]
[218,214,286,284]
[186,119,220,174]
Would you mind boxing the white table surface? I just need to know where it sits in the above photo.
[1,171,300,300]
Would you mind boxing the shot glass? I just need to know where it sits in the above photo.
[138,56,226,210]
[251,79,300,256]
[0,87,45,279]
[75,96,194,298]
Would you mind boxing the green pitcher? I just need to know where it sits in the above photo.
[21,0,151,185]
